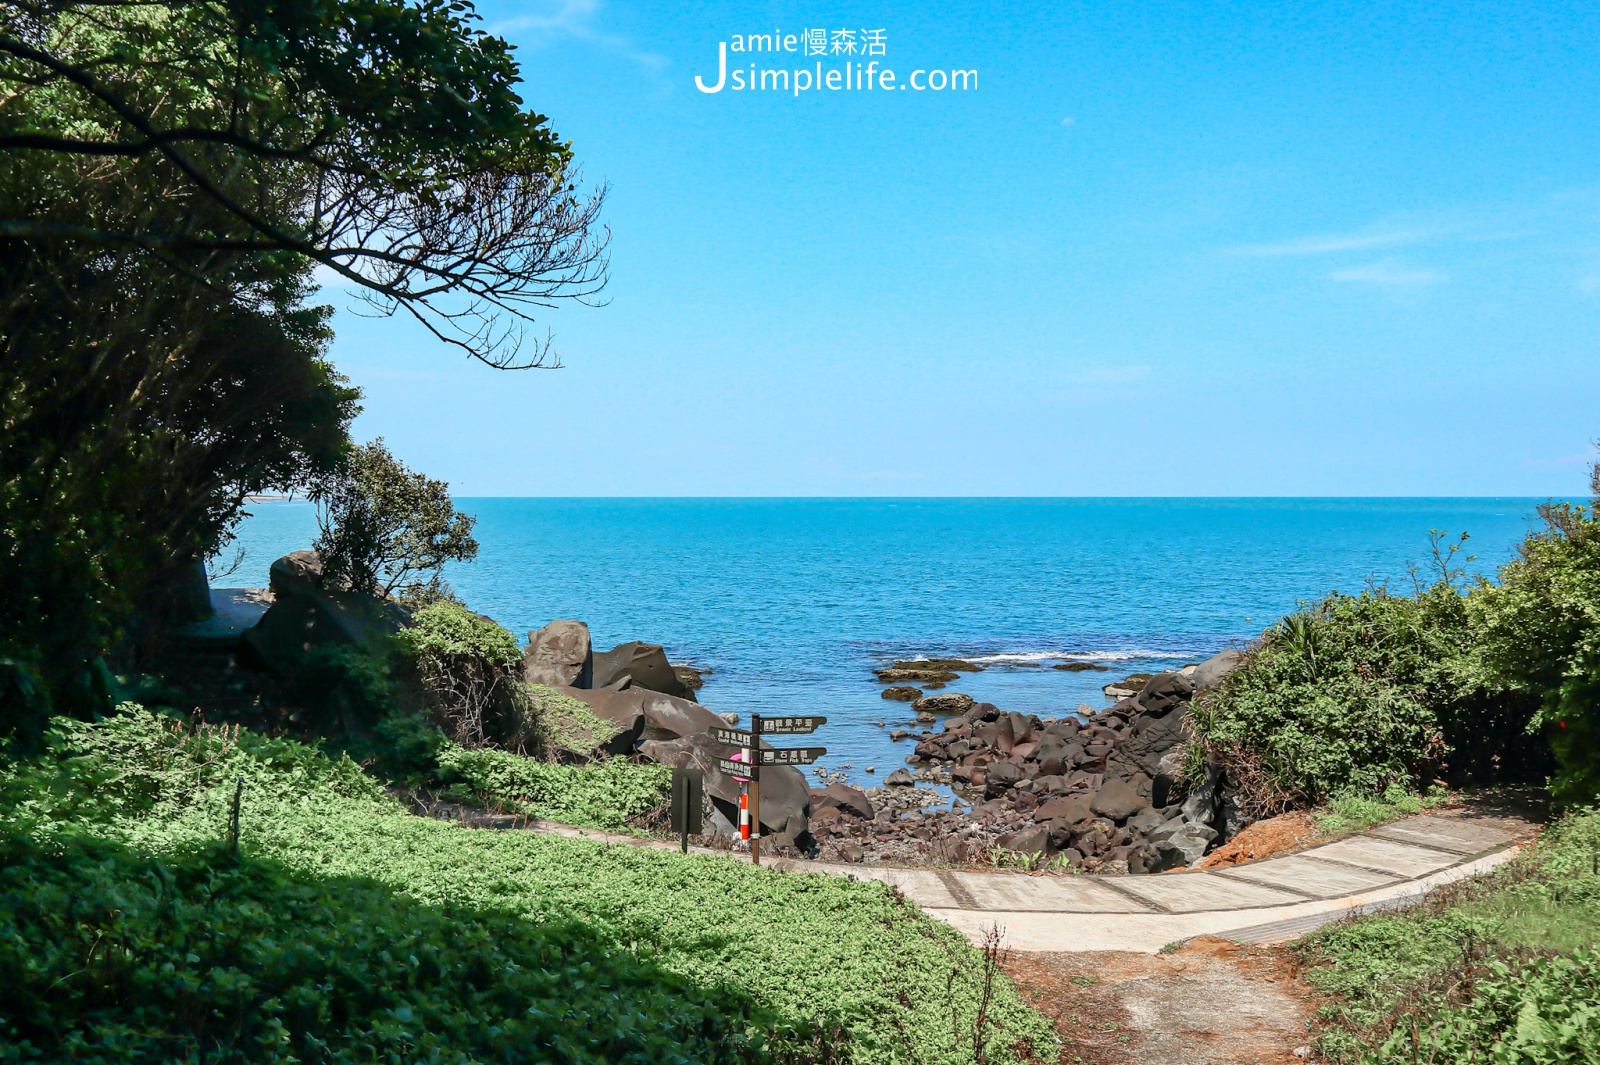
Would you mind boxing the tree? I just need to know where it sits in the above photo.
[0,0,608,367]
[311,440,478,600]
[0,0,604,735]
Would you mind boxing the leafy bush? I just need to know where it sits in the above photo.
[1,710,1054,1064]
[435,742,669,832]
[1299,808,1600,1062]
[395,601,520,746]
[1187,586,1465,813]
[1471,502,1600,805]
[0,832,766,1064]
[311,440,478,600]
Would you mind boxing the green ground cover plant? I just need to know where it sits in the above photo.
[0,833,763,1064]
[1296,808,1600,1063]
[435,742,669,832]
[0,709,1055,1064]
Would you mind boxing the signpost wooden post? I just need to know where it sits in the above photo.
[710,714,827,867]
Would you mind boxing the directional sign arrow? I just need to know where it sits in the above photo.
[715,756,752,779]
[758,716,827,736]
[710,726,753,747]
[759,746,827,766]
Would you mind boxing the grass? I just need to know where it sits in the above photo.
[0,708,1055,1064]
[1313,782,1452,837]
[1294,806,1600,1063]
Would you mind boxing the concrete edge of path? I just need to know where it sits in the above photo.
[921,844,1523,953]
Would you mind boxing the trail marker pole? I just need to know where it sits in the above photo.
[749,713,762,866]
[710,713,825,868]
[228,774,244,857]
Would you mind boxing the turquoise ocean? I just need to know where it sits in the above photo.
[230,498,1560,787]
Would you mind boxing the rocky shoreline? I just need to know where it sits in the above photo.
[236,551,1254,875]
[807,651,1245,871]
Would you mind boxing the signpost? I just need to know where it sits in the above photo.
[711,713,827,865]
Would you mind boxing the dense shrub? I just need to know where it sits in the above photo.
[0,833,767,1064]
[1,710,1054,1063]
[311,440,478,600]
[395,601,520,746]
[436,742,669,832]
[1187,586,1467,813]
[508,683,623,758]
[1188,528,1556,813]
[1471,502,1600,805]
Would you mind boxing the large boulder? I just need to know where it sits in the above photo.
[1190,649,1243,692]
[1133,671,1194,716]
[269,550,324,597]
[640,730,810,843]
[1034,793,1095,825]
[1149,817,1217,866]
[812,783,874,820]
[521,619,593,687]
[242,581,410,676]
[591,641,693,699]
[547,680,647,754]
[913,692,974,715]
[1089,778,1145,821]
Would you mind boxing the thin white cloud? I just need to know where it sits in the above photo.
[1580,272,1600,294]
[1328,260,1445,286]
[491,0,667,71]
[1232,228,1439,257]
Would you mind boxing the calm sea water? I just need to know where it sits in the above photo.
[228,498,1557,787]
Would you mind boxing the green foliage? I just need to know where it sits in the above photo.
[1188,586,1468,812]
[1314,783,1448,836]
[435,743,668,832]
[363,711,450,789]
[394,600,515,746]
[288,643,400,735]
[0,832,767,1063]
[1471,502,1600,805]
[1300,808,1600,1062]
[0,710,1054,1063]
[312,440,479,600]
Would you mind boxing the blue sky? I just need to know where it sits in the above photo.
[323,0,1600,496]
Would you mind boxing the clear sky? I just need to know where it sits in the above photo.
[323,1,1600,496]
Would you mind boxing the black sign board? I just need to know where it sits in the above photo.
[759,746,826,766]
[715,756,753,779]
[670,766,703,842]
[758,715,827,735]
[710,726,753,747]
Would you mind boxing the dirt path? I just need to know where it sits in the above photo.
[1004,938,1316,1065]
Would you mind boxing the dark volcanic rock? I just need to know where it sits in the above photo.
[591,641,693,699]
[1190,649,1244,691]
[1090,778,1145,821]
[881,685,922,701]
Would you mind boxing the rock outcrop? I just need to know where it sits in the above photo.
[591,641,694,699]
[243,555,410,677]
[520,619,593,687]
[898,650,1244,871]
